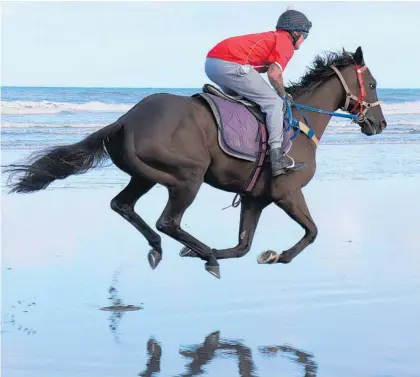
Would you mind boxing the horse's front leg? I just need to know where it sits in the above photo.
[180,196,269,260]
[257,189,318,264]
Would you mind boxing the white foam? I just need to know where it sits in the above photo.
[2,99,420,116]
[381,101,420,116]
[322,101,420,117]
[1,122,106,129]
[1,100,133,115]
[328,119,420,128]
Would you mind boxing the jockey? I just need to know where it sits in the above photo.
[205,7,312,177]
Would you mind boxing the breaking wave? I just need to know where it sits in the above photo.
[1,100,133,115]
[2,99,420,116]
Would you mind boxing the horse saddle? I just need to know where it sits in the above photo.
[192,84,295,162]
[201,84,267,123]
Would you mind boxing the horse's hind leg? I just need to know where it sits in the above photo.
[156,181,221,279]
[110,177,163,269]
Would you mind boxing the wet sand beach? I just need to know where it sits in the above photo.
[2,144,420,377]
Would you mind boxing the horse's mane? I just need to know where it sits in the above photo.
[286,50,356,98]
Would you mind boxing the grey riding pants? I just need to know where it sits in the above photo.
[204,57,284,149]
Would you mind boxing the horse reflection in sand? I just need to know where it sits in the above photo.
[138,331,317,377]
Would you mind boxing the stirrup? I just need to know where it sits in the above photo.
[272,154,305,177]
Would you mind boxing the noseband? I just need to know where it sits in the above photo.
[331,64,382,123]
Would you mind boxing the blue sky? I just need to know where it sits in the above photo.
[2,1,419,88]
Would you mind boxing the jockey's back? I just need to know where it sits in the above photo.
[207,29,295,73]
[204,7,312,177]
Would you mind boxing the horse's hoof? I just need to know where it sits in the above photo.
[179,247,198,258]
[257,250,279,264]
[205,262,221,279]
[148,249,162,270]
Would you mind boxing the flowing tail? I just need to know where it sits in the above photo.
[3,122,121,193]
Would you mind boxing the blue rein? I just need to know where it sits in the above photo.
[280,95,359,120]
[290,102,358,120]
[280,97,359,144]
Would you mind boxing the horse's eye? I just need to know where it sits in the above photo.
[370,82,376,89]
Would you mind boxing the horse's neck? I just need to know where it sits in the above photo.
[296,78,344,140]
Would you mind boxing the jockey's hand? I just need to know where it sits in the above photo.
[282,93,293,114]
[282,100,288,115]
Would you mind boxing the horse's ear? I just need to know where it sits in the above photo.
[354,46,365,66]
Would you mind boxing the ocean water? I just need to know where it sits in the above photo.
[1,87,420,149]
[2,86,420,182]
[1,87,420,377]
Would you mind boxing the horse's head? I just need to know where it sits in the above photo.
[332,46,387,136]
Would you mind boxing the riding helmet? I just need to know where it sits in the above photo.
[276,7,312,33]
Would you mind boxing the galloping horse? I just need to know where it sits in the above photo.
[4,47,387,279]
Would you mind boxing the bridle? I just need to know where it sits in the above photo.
[331,63,382,124]
[278,51,385,149]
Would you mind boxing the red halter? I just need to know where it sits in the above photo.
[331,63,382,122]
[350,65,367,115]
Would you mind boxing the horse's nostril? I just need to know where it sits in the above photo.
[381,120,387,129]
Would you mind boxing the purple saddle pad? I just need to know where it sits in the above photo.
[197,93,293,162]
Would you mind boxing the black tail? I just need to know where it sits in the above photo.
[3,122,121,193]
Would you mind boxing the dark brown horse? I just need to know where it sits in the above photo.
[4,47,387,279]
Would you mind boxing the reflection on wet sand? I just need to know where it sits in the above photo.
[96,271,318,376]
[102,270,143,343]
[177,331,256,377]
[138,331,317,377]
[138,338,162,377]
[258,345,317,377]
[96,268,317,376]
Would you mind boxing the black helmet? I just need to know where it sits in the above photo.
[276,8,312,33]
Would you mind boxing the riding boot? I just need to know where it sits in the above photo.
[269,146,305,177]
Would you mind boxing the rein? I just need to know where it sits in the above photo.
[291,103,358,120]
[282,61,383,143]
